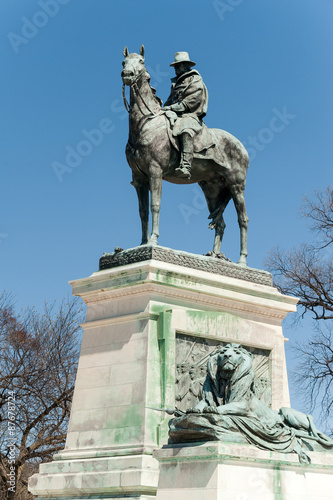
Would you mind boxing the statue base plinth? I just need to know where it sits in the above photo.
[99,245,272,286]
[29,453,158,500]
[29,249,297,498]
[154,442,333,500]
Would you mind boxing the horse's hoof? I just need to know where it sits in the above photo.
[237,255,247,266]
[217,252,231,262]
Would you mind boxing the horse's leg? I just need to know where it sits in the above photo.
[230,184,249,266]
[199,180,231,255]
[149,168,162,245]
[132,173,149,245]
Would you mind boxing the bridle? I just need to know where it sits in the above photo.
[122,65,162,117]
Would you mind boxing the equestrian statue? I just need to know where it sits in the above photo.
[121,45,249,265]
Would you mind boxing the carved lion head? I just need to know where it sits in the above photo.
[206,343,255,404]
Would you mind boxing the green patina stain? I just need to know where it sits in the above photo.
[96,268,148,292]
[274,465,282,499]
[150,304,240,337]
[121,406,142,428]
[113,425,142,445]
[144,315,167,445]
[139,307,176,445]
[158,311,173,407]
[153,269,195,289]
[146,306,244,446]
[150,299,175,310]
[185,310,240,341]
[105,404,143,430]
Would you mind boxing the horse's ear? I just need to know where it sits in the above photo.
[140,44,145,58]
[123,46,129,58]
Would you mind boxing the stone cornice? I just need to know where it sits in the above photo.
[79,282,295,321]
[70,258,298,322]
[82,311,159,329]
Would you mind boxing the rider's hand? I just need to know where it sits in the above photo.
[186,407,201,414]
[203,406,218,414]
[169,102,186,113]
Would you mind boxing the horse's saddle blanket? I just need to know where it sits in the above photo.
[166,120,226,167]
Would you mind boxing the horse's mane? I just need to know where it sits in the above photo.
[145,71,163,106]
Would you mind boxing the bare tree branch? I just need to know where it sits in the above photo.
[0,293,83,500]
[265,244,333,320]
[265,186,333,430]
[302,186,333,249]
[292,323,333,428]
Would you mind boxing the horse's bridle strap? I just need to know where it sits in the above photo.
[122,69,160,116]
[122,68,146,114]
[122,84,130,113]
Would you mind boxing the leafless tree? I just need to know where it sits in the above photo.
[266,187,333,321]
[292,322,333,429]
[0,294,83,499]
[265,186,333,425]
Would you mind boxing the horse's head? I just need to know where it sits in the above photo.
[121,45,146,86]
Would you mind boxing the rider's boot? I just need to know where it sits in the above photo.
[175,132,193,179]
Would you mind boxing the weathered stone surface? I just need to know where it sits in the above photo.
[154,442,333,500]
[99,245,272,286]
[29,454,159,499]
[29,259,295,498]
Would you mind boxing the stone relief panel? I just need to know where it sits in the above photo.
[175,333,272,411]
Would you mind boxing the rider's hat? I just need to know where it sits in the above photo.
[170,52,196,67]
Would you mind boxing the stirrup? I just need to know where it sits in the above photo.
[175,165,191,179]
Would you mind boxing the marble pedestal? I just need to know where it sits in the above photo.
[154,442,333,500]
[29,247,298,499]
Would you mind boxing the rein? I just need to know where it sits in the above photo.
[122,69,162,117]
[122,84,130,112]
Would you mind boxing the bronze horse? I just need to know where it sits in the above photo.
[121,45,249,265]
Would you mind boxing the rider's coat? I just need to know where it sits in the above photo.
[164,69,208,137]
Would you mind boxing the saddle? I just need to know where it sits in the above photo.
[164,112,226,167]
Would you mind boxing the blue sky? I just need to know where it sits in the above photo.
[1,0,332,416]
